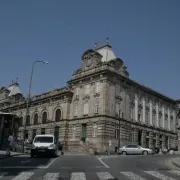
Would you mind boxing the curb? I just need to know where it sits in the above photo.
[171,159,180,169]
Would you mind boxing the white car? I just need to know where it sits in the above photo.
[119,144,153,155]
[31,134,58,158]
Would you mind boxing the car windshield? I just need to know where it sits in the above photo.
[34,137,53,143]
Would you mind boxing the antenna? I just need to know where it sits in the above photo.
[106,37,109,45]
[94,42,97,50]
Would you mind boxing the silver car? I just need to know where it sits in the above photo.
[119,144,153,155]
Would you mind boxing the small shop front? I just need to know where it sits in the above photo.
[0,112,20,150]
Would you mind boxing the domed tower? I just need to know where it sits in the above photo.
[8,80,23,101]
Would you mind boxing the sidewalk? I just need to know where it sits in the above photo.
[172,157,180,168]
[0,150,26,160]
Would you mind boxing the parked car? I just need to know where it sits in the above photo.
[119,144,153,155]
[30,134,59,158]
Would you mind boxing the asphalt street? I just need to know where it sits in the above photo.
[0,153,179,179]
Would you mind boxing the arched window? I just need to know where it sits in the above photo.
[55,109,61,121]
[34,113,38,125]
[19,117,23,127]
[26,115,30,126]
[42,112,47,124]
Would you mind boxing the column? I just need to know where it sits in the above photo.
[168,109,170,130]
[162,105,165,129]
[135,95,138,122]
[134,129,138,144]
[149,132,153,148]
[150,101,152,125]
[173,110,176,132]
[156,103,159,127]
[141,130,146,147]
[142,98,145,123]
[156,134,160,148]
[162,135,166,149]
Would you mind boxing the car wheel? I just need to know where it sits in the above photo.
[143,151,148,155]
[52,150,58,158]
[122,151,127,155]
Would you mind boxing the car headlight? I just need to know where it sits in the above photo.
[48,144,55,149]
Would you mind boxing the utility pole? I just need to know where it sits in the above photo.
[22,61,48,152]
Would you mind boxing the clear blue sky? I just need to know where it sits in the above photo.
[0,0,180,99]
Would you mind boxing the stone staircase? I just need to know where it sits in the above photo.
[65,140,97,155]
[79,141,96,155]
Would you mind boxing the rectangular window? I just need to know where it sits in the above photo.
[72,125,76,138]
[95,82,100,93]
[92,123,97,137]
[145,111,149,125]
[130,106,134,120]
[152,113,156,125]
[115,103,120,116]
[41,128,45,135]
[74,103,78,117]
[170,117,174,131]
[84,84,90,95]
[94,97,99,114]
[116,84,121,96]
[84,103,89,115]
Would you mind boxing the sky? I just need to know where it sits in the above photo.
[0,0,180,99]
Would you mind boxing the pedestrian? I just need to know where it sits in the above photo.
[6,132,14,156]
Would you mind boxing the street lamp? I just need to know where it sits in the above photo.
[22,61,48,152]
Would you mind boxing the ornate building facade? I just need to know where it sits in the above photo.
[0,42,179,154]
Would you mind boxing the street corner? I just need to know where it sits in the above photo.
[0,155,58,169]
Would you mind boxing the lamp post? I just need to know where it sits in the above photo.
[22,61,48,152]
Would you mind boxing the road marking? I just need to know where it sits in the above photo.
[121,172,146,180]
[21,159,32,164]
[11,172,34,180]
[144,171,177,180]
[96,172,114,180]
[45,157,58,168]
[0,172,7,178]
[70,172,86,180]
[96,157,110,168]
[43,173,60,180]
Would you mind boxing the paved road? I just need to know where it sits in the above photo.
[0,154,179,179]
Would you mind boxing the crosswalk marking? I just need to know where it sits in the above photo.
[168,170,180,176]
[121,172,146,180]
[96,172,114,180]
[43,173,60,180]
[11,172,34,180]
[70,172,86,180]
[0,172,7,179]
[0,170,179,180]
[144,171,177,180]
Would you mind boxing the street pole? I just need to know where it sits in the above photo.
[22,61,48,152]
[118,118,120,148]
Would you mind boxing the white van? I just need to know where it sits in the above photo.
[31,134,58,158]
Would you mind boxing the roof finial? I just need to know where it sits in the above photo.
[106,37,109,45]
[94,42,97,50]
